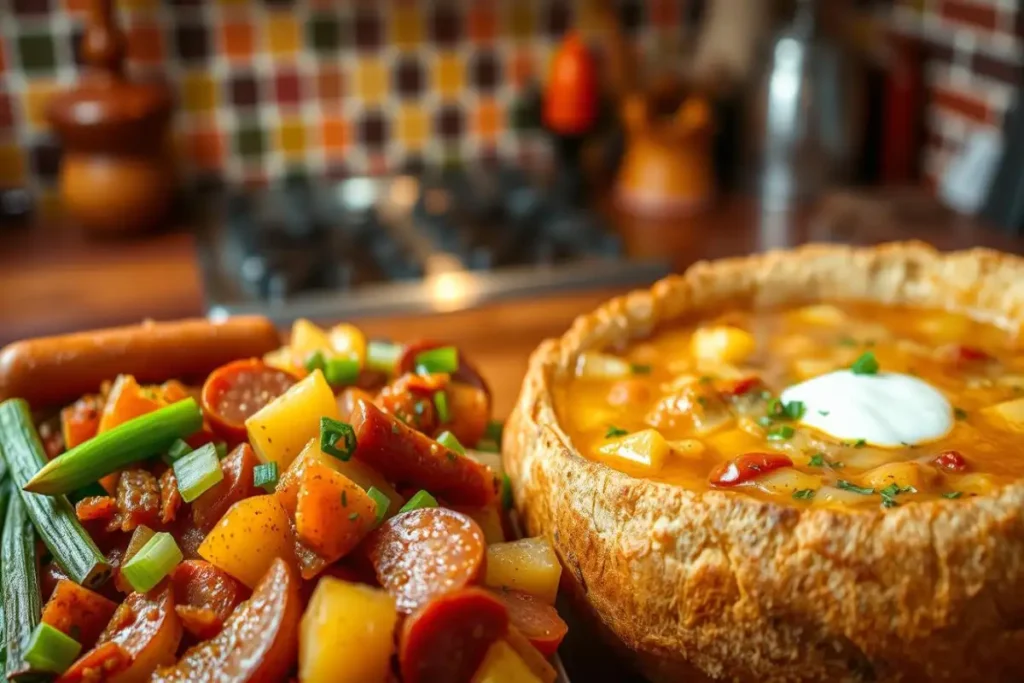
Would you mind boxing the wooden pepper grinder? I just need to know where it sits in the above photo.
[48,0,174,237]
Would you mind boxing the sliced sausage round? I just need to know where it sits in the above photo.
[491,589,568,656]
[201,359,297,442]
[399,587,508,683]
[364,507,486,614]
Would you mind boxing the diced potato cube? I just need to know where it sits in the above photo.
[264,346,295,373]
[574,352,631,379]
[816,485,873,506]
[246,370,341,470]
[471,641,542,683]
[198,495,294,588]
[484,537,561,604]
[755,468,821,496]
[690,326,756,365]
[596,429,669,474]
[300,578,398,683]
[666,439,705,458]
[861,461,937,492]
[793,304,846,326]
[954,473,996,496]
[918,313,970,342]
[329,323,367,366]
[982,398,1024,431]
[290,319,334,368]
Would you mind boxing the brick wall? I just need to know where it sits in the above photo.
[0,0,694,202]
[890,0,1022,187]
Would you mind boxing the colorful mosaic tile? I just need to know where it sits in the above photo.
[1,0,696,194]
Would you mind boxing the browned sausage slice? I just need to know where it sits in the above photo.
[0,316,280,409]
[351,399,499,506]
[364,507,486,614]
[398,587,508,683]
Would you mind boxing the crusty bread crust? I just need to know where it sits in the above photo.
[504,243,1024,683]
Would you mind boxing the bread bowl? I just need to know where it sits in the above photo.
[504,242,1024,683]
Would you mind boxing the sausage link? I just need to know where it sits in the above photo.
[0,316,281,409]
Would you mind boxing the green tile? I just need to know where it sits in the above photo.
[17,33,56,73]
[235,121,265,158]
[307,13,345,53]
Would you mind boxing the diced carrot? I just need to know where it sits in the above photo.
[295,463,376,563]
[99,472,120,496]
[97,375,163,434]
[76,496,117,523]
[61,396,102,450]
[42,580,118,650]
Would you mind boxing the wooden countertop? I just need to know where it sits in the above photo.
[3,192,1023,418]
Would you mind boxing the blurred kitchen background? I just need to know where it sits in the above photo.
[0,0,1022,338]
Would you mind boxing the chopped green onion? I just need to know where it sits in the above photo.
[367,341,402,374]
[214,441,228,460]
[851,439,867,448]
[808,453,825,467]
[433,392,450,423]
[253,463,279,493]
[954,407,968,420]
[767,425,794,441]
[436,430,465,455]
[24,398,203,496]
[943,491,963,499]
[501,474,514,511]
[850,351,879,375]
[756,416,774,428]
[604,425,628,439]
[324,357,360,386]
[120,532,182,594]
[2,489,43,680]
[173,443,224,503]
[0,399,111,588]
[630,363,652,375]
[792,489,815,501]
[23,623,80,674]
[836,480,874,495]
[485,420,503,443]
[320,417,357,461]
[414,346,459,374]
[367,486,390,525]
[123,525,156,566]
[304,350,326,373]
[399,490,438,514]
[165,439,193,463]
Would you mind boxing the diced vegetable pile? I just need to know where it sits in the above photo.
[0,319,566,682]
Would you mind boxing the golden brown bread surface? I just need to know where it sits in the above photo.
[0,316,281,409]
[504,242,1024,683]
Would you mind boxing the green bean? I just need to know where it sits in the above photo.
[2,491,42,680]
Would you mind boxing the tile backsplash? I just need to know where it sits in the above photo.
[0,0,693,197]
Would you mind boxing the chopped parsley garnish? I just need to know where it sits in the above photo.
[605,425,629,439]
[850,351,879,375]
[837,336,858,347]
[792,489,815,500]
[836,480,874,495]
[852,439,867,448]
[818,409,830,416]
[696,396,709,408]
[943,491,963,499]
[954,407,968,420]
[767,425,795,441]
[630,363,652,375]
[808,453,825,467]
[784,400,806,420]
[756,416,774,428]
[879,483,916,508]
[698,376,713,385]
[341,491,347,507]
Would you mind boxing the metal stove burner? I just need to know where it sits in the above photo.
[194,169,670,323]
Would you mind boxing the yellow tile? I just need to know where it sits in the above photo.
[265,12,300,55]
[0,145,25,185]
[276,117,306,160]
[179,71,218,112]
[353,58,388,105]
[391,6,423,48]
[23,80,59,130]
[434,52,465,99]
[395,104,429,150]
[505,3,535,41]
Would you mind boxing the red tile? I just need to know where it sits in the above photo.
[126,22,165,67]
[940,0,999,31]
[316,64,344,102]
[274,68,303,108]
[0,91,14,130]
[0,36,6,74]
[932,85,995,124]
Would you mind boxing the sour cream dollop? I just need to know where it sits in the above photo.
[779,370,953,447]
